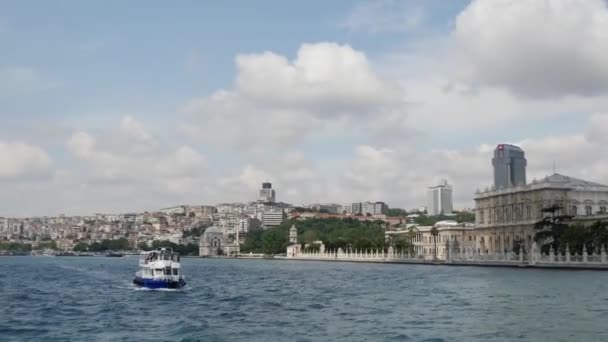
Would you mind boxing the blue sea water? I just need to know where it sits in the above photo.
[2,257,608,341]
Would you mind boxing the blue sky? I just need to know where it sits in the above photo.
[2,0,608,216]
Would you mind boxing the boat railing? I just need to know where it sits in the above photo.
[139,252,181,265]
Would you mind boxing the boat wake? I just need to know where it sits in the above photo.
[131,284,186,292]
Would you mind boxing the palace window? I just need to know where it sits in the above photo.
[600,206,607,214]
[585,206,593,216]
[572,206,578,216]
[525,205,531,220]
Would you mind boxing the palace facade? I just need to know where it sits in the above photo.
[474,173,608,254]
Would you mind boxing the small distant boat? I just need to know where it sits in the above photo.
[106,252,124,257]
[133,248,186,289]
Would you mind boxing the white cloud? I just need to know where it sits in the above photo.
[120,115,154,144]
[156,146,207,178]
[587,113,608,144]
[341,0,426,33]
[181,42,405,150]
[66,119,207,191]
[0,141,52,180]
[67,131,95,159]
[235,42,401,110]
[454,0,608,98]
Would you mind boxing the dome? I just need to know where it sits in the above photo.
[203,226,221,234]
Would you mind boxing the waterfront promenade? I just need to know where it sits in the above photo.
[283,243,608,270]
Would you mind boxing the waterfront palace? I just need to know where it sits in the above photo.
[385,145,608,260]
[470,143,608,255]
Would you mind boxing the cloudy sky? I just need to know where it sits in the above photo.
[2,0,608,216]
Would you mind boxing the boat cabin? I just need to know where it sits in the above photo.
[138,248,182,278]
[142,248,181,263]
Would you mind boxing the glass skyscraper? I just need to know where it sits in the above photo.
[492,144,527,189]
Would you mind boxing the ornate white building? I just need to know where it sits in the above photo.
[386,221,476,261]
[199,226,240,257]
[474,173,608,254]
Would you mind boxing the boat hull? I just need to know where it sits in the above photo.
[133,276,186,289]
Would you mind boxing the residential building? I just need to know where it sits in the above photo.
[262,208,284,228]
[159,205,186,216]
[353,201,389,216]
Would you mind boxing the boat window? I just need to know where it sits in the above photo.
[164,254,170,261]
[164,267,171,275]
[155,269,163,275]
[172,269,178,275]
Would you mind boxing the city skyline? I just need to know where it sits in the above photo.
[3,0,608,216]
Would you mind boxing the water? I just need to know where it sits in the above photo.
[1,257,608,341]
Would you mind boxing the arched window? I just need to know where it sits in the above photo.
[572,206,578,216]
[585,206,592,216]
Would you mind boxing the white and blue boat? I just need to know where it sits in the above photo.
[133,248,186,289]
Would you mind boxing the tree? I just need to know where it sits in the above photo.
[301,230,319,244]
[454,211,475,223]
[387,208,407,217]
[430,226,439,261]
[241,218,387,255]
[534,205,573,254]
[73,242,89,252]
[390,234,414,254]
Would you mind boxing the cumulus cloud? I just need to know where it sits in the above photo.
[181,42,405,150]
[0,141,53,180]
[235,43,401,109]
[454,0,608,98]
[66,119,207,192]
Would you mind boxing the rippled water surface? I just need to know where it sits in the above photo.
[2,257,608,341]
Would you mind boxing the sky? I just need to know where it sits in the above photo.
[2,0,608,217]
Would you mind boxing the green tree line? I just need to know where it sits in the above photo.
[241,217,414,255]
[73,238,131,252]
[138,240,199,256]
[0,241,57,252]
[534,206,608,254]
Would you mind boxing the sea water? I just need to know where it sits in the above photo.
[1,256,608,341]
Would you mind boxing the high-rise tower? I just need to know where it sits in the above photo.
[258,182,276,204]
[492,144,527,189]
[426,180,453,216]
